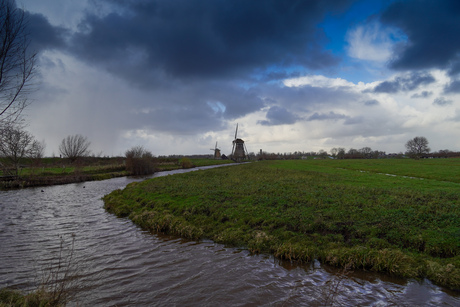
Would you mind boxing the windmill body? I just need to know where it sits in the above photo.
[231,124,249,162]
[210,142,221,159]
[232,138,246,160]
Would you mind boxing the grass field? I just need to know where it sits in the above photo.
[103,159,460,290]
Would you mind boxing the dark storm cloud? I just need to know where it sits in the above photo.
[20,0,363,137]
[433,97,452,107]
[265,83,361,112]
[372,80,399,93]
[444,80,460,94]
[260,71,302,83]
[411,91,432,98]
[372,72,435,93]
[6,1,68,54]
[68,0,352,84]
[206,84,265,119]
[258,106,299,126]
[364,99,379,106]
[128,80,266,132]
[307,111,348,121]
[135,104,226,135]
[26,12,68,51]
[381,0,460,75]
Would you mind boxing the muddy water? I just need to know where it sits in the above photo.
[0,166,459,306]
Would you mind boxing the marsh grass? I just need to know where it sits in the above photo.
[0,235,83,307]
[103,160,460,290]
[320,264,353,306]
[0,288,54,307]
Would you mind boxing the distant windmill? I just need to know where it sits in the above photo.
[210,142,221,159]
[231,124,249,162]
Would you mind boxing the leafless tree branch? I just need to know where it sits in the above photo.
[0,0,37,125]
[0,122,37,176]
[59,134,91,162]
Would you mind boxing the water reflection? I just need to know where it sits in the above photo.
[0,166,458,306]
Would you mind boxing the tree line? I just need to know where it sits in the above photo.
[0,128,157,177]
[257,136,459,161]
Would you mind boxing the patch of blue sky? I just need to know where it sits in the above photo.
[318,0,400,83]
[250,1,406,86]
[320,0,391,53]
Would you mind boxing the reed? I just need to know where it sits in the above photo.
[0,235,83,307]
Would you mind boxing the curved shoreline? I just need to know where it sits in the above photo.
[103,160,460,291]
[0,172,127,189]
[0,161,238,189]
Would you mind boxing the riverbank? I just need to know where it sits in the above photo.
[0,157,234,189]
[103,159,460,291]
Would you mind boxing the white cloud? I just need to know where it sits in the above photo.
[283,75,356,88]
[274,71,460,153]
[346,22,402,62]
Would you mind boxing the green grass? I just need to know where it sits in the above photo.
[272,159,460,192]
[0,288,55,307]
[16,164,127,177]
[189,158,235,167]
[297,158,460,181]
[103,159,460,290]
[154,158,234,171]
[1,157,234,189]
[0,157,127,177]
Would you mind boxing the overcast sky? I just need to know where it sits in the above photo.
[16,0,460,156]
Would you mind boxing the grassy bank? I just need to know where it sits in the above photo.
[103,159,460,290]
[0,158,127,189]
[0,288,55,307]
[0,157,233,189]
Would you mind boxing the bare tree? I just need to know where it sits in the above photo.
[336,147,345,159]
[0,0,37,125]
[26,138,45,174]
[59,134,91,162]
[0,124,38,176]
[405,136,430,158]
[30,139,45,159]
[359,147,372,158]
[330,147,338,158]
[318,149,328,157]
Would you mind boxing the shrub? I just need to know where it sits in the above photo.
[125,146,155,175]
[180,157,194,169]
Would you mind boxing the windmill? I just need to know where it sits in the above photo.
[210,141,221,159]
[231,124,249,162]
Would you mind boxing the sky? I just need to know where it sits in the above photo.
[15,0,460,156]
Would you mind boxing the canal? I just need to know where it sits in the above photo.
[1,166,458,306]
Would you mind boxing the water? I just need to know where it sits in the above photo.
[0,166,459,306]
